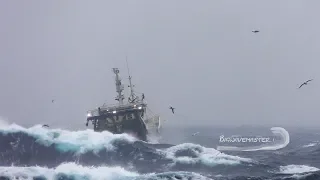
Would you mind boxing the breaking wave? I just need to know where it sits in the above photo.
[0,123,252,172]
[1,122,319,180]
[0,162,211,180]
[279,165,319,174]
[1,163,320,180]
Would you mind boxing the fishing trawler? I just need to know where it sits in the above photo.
[85,67,161,141]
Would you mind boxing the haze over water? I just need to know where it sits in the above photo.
[1,1,320,180]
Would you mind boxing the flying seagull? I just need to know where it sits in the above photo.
[42,124,49,128]
[298,79,313,89]
[192,132,200,136]
[252,30,259,33]
[52,99,55,103]
[169,106,175,114]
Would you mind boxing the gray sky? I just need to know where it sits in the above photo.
[0,1,320,129]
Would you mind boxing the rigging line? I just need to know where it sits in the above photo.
[147,107,156,116]
[133,90,143,95]
[130,87,144,95]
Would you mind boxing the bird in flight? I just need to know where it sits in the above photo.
[252,30,259,33]
[298,79,313,89]
[52,99,55,103]
[192,132,200,136]
[42,124,49,128]
[169,106,175,114]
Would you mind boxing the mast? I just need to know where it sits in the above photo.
[112,68,124,105]
[126,57,137,103]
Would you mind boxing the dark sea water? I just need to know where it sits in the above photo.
[1,122,320,180]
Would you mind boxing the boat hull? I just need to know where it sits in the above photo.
[87,109,148,141]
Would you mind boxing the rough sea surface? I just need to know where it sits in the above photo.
[1,122,320,180]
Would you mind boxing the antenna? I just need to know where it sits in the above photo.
[126,56,130,78]
[126,56,136,103]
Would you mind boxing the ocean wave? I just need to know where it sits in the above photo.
[0,162,211,180]
[0,123,136,154]
[279,165,319,174]
[302,142,319,148]
[0,123,252,172]
[2,122,320,180]
[164,143,252,166]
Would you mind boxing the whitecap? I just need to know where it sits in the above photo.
[280,165,319,174]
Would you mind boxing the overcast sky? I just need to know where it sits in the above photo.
[0,1,320,129]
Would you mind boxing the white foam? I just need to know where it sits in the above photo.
[0,123,137,154]
[280,165,319,174]
[0,123,252,168]
[0,163,209,180]
[0,162,138,180]
[163,143,252,166]
[303,142,318,148]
